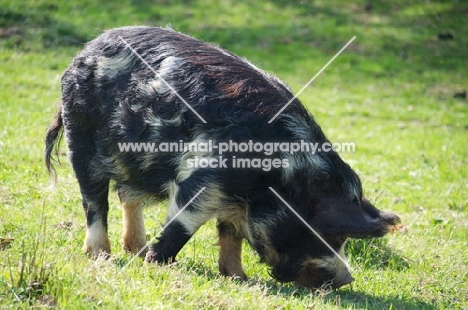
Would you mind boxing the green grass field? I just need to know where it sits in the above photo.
[1,0,467,308]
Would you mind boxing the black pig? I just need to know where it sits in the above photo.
[45,27,400,289]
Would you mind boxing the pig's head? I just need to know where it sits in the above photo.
[266,152,401,289]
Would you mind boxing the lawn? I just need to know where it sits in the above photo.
[0,0,467,309]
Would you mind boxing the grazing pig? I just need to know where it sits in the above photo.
[45,26,400,289]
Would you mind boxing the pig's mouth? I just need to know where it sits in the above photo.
[293,266,355,290]
[330,273,354,289]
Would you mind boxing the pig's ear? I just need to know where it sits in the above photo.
[310,198,401,238]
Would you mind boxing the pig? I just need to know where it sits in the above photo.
[45,26,400,289]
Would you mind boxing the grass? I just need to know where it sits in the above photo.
[1,0,467,308]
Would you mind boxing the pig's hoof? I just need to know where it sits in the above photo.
[219,264,248,281]
[145,251,159,263]
[145,251,175,264]
[123,243,148,258]
[85,249,111,260]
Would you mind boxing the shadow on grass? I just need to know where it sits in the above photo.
[2,0,466,80]
[323,289,436,309]
[346,238,410,271]
[0,6,88,49]
[146,0,467,76]
[261,281,437,309]
[170,252,429,309]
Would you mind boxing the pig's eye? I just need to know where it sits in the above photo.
[352,197,361,206]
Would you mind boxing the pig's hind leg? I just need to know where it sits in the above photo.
[66,130,111,257]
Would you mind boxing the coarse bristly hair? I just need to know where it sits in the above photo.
[45,26,401,289]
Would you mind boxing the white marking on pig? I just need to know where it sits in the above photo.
[279,114,328,183]
[137,56,185,97]
[96,50,135,80]
[167,183,222,235]
[139,112,183,171]
[164,183,212,234]
[166,181,251,238]
[158,56,184,81]
[303,242,350,284]
[83,218,111,256]
[282,152,328,183]
[172,133,216,182]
